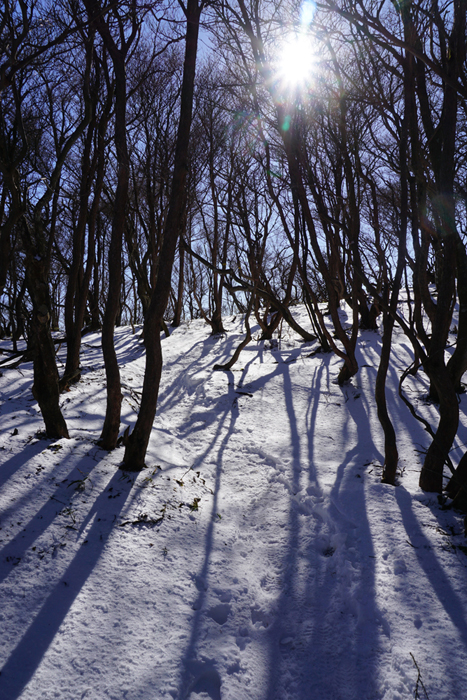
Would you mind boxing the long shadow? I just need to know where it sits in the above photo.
[173,371,240,700]
[0,440,46,491]
[262,362,304,700]
[173,350,286,444]
[0,466,135,700]
[119,349,255,510]
[0,397,36,423]
[396,485,467,647]
[156,325,293,419]
[106,327,146,367]
[156,334,230,415]
[262,356,383,699]
[321,377,381,698]
[305,360,325,483]
[0,447,106,586]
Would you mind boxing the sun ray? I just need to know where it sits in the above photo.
[275,31,318,88]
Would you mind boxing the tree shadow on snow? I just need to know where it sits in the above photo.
[172,371,240,700]
[0,464,135,699]
[396,485,467,648]
[261,355,384,700]
[157,333,230,416]
[0,438,46,491]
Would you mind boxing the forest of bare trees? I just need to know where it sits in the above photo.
[1,0,467,502]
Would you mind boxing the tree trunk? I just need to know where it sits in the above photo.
[419,359,459,492]
[62,117,95,389]
[27,251,69,439]
[87,1,137,450]
[172,239,185,327]
[379,47,410,484]
[122,0,201,471]
[98,85,126,448]
[61,80,109,390]
[378,311,398,483]
[19,38,93,438]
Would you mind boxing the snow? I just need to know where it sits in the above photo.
[1,306,467,700]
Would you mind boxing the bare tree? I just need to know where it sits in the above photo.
[20,32,93,437]
[122,0,205,470]
[83,0,140,450]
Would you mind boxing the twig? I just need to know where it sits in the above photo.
[119,515,164,527]
[410,652,430,699]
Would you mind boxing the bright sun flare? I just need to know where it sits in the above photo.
[276,33,318,88]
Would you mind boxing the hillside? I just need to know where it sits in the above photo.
[1,305,467,700]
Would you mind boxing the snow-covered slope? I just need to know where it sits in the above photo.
[1,307,466,700]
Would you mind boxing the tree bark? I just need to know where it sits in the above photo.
[122,0,202,471]
[172,239,185,327]
[25,243,69,439]
[419,359,459,492]
[379,46,410,484]
[98,59,127,449]
[85,0,138,449]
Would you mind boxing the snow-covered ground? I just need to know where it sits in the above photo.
[1,305,467,700]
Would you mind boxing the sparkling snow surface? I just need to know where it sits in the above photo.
[1,306,467,700]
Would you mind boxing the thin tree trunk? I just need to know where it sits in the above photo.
[98,64,127,448]
[122,0,201,471]
[172,239,185,327]
[25,239,69,439]
[62,110,96,388]
[61,91,110,390]
[20,40,93,438]
[379,48,410,484]
[86,1,137,450]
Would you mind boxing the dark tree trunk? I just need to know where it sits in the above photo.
[446,451,467,512]
[19,37,93,438]
[357,291,379,330]
[61,77,109,391]
[122,0,202,471]
[88,216,102,331]
[0,84,27,297]
[377,316,398,483]
[413,0,465,492]
[377,304,400,483]
[12,275,27,351]
[379,46,410,484]
[62,116,95,389]
[0,195,21,295]
[98,67,127,448]
[211,294,225,335]
[86,0,137,449]
[419,359,459,492]
[447,236,467,390]
[25,246,69,439]
[256,303,282,341]
[172,239,185,327]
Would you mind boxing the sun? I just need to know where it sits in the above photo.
[275,32,318,88]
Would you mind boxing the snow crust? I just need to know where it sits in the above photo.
[1,305,467,700]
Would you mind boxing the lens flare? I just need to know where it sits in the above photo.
[276,32,318,88]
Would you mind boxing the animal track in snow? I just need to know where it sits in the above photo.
[183,659,221,700]
[207,603,231,625]
[251,606,270,628]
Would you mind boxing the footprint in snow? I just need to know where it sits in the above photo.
[207,603,231,625]
[184,659,221,700]
[280,636,294,647]
[235,626,250,650]
[251,606,270,628]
